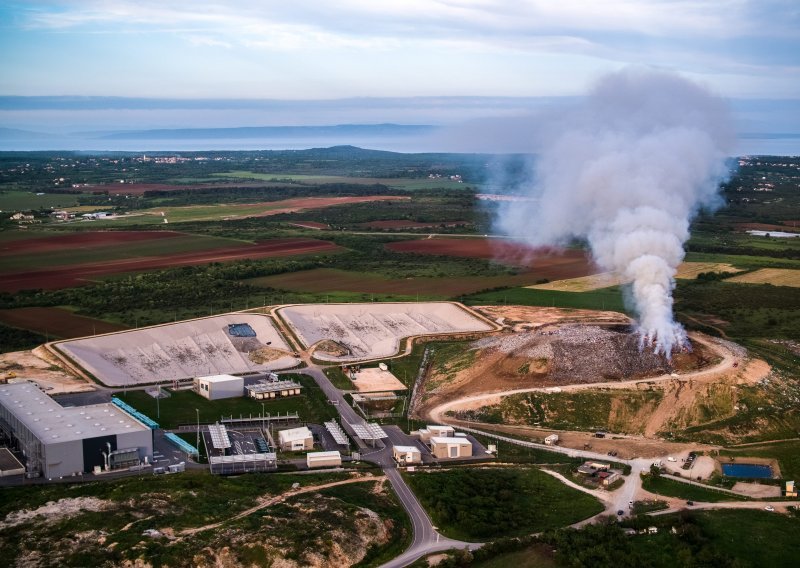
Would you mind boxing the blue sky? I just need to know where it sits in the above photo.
[1,1,799,149]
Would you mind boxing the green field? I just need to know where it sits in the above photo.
[641,474,749,502]
[404,467,604,541]
[116,374,336,429]
[463,285,628,312]
[0,190,84,211]
[213,171,472,190]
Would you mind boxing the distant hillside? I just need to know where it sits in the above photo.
[94,124,438,140]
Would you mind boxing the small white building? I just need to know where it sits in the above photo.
[544,434,559,445]
[278,426,313,451]
[194,374,244,400]
[392,445,422,464]
[430,436,473,459]
[306,451,342,468]
[415,424,455,443]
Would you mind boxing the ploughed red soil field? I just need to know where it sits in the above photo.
[0,307,128,339]
[361,220,470,229]
[0,231,184,256]
[2,238,342,292]
[388,237,590,266]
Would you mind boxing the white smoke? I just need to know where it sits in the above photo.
[496,68,734,356]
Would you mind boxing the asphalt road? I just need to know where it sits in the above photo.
[295,362,479,567]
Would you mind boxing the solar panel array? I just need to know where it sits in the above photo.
[208,423,232,450]
[324,420,349,445]
[350,422,388,440]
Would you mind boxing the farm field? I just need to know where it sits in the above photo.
[85,195,410,224]
[0,307,128,339]
[0,190,84,210]
[528,262,743,292]
[726,268,800,287]
[247,267,543,298]
[0,231,247,271]
[465,286,627,312]
[2,237,341,292]
[212,170,472,190]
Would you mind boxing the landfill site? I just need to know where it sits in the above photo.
[54,314,299,387]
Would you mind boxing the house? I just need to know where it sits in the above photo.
[278,426,313,451]
[392,445,422,464]
[598,471,621,486]
[193,375,244,400]
[544,434,559,445]
[10,212,34,223]
[647,527,658,535]
[306,451,341,468]
[430,436,472,459]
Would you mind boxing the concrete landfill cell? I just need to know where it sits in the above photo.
[56,314,299,387]
[278,302,493,362]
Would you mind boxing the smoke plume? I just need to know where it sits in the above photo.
[496,68,734,355]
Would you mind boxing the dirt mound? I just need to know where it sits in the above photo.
[248,346,292,364]
[473,325,676,384]
[314,340,351,357]
[416,322,716,418]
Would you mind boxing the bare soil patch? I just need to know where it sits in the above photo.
[289,221,330,230]
[0,230,183,256]
[0,347,94,394]
[734,222,800,233]
[0,307,128,339]
[242,195,409,218]
[2,238,341,292]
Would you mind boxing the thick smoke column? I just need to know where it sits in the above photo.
[497,68,734,355]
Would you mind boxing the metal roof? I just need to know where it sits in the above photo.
[195,374,242,383]
[324,420,349,445]
[430,436,472,445]
[246,380,301,394]
[278,426,312,442]
[0,383,149,444]
[392,445,421,453]
[209,452,276,465]
[208,423,232,450]
[350,422,388,440]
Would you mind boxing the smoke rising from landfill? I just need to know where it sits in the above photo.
[497,68,734,355]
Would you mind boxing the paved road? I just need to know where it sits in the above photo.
[292,360,479,567]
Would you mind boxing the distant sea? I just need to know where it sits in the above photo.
[1,130,798,156]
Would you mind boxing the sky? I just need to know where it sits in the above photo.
[1,1,799,151]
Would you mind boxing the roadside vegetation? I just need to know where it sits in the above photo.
[403,467,603,541]
[641,473,749,502]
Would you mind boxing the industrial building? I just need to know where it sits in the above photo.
[306,451,342,468]
[245,379,302,400]
[414,424,454,444]
[430,436,473,459]
[0,383,153,479]
[278,426,313,451]
[392,445,422,464]
[194,374,244,400]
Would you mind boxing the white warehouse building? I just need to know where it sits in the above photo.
[0,383,153,479]
[194,374,244,400]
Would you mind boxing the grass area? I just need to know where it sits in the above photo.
[404,467,604,541]
[323,366,355,390]
[116,374,336,429]
[683,251,800,270]
[641,474,749,502]
[470,433,582,465]
[471,545,557,568]
[0,321,48,353]
[0,190,83,210]
[212,171,472,191]
[0,469,408,568]
[463,286,628,313]
[719,440,800,480]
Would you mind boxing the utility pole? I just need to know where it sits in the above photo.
[195,408,200,458]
